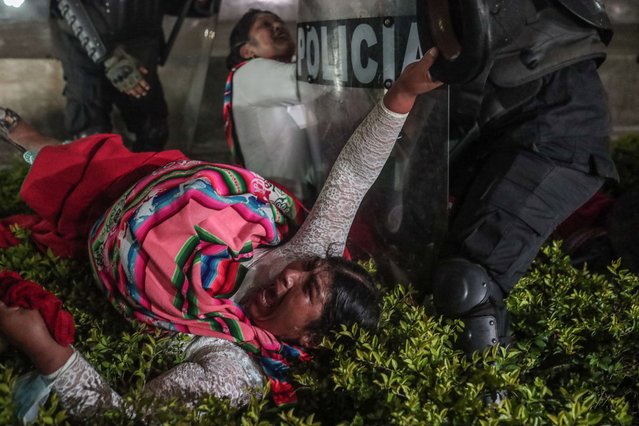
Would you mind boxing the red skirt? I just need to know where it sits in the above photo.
[19,134,187,258]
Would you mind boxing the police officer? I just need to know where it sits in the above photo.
[427,0,618,355]
[50,0,169,151]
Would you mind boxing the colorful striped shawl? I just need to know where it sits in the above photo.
[223,61,247,165]
[88,160,307,405]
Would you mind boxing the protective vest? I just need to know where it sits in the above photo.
[489,0,610,89]
[448,0,613,141]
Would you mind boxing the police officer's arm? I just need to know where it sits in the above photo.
[103,47,152,98]
[55,0,151,98]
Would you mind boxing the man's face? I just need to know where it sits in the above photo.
[242,259,332,346]
[243,13,296,62]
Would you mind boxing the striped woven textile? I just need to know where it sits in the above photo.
[223,61,247,165]
[88,159,307,405]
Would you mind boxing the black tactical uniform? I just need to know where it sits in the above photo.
[429,0,618,354]
[50,0,169,151]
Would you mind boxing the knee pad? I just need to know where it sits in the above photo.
[432,257,509,354]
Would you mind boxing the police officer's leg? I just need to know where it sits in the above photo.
[432,257,508,354]
[50,24,113,138]
[432,148,604,354]
[115,75,169,152]
[115,38,169,152]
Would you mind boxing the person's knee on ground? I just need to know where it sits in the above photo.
[431,257,510,356]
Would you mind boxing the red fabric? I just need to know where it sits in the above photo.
[0,270,75,346]
[0,214,40,248]
[555,191,616,239]
[19,134,187,258]
[270,379,297,406]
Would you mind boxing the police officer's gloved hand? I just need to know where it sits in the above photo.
[104,46,145,93]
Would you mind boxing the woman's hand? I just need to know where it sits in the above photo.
[0,301,73,374]
[383,47,443,114]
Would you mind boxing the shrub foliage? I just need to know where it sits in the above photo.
[612,134,639,194]
[1,162,638,425]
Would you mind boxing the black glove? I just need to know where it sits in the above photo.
[104,46,145,93]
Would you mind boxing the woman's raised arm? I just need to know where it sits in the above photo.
[278,48,442,258]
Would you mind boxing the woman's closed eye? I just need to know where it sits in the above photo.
[262,19,278,29]
[303,276,320,303]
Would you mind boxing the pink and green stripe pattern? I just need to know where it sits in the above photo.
[88,160,306,404]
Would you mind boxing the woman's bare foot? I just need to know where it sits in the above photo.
[0,107,61,153]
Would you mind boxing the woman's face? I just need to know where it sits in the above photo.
[243,259,332,345]
[242,13,296,62]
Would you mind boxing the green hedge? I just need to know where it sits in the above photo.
[1,161,638,425]
[612,134,639,194]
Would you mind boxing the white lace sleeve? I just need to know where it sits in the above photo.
[144,337,264,407]
[51,338,263,418]
[280,101,408,258]
[51,352,123,417]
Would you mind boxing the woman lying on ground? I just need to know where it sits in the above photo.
[0,49,442,420]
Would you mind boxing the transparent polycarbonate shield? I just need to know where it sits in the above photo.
[160,8,220,151]
[297,0,449,287]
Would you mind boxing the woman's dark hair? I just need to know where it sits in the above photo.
[226,8,272,70]
[306,255,381,342]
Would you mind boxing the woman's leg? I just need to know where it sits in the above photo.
[0,108,61,153]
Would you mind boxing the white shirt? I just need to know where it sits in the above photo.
[232,58,314,201]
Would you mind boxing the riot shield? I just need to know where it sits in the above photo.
[160,7,220,152]
[297,0,449,288]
